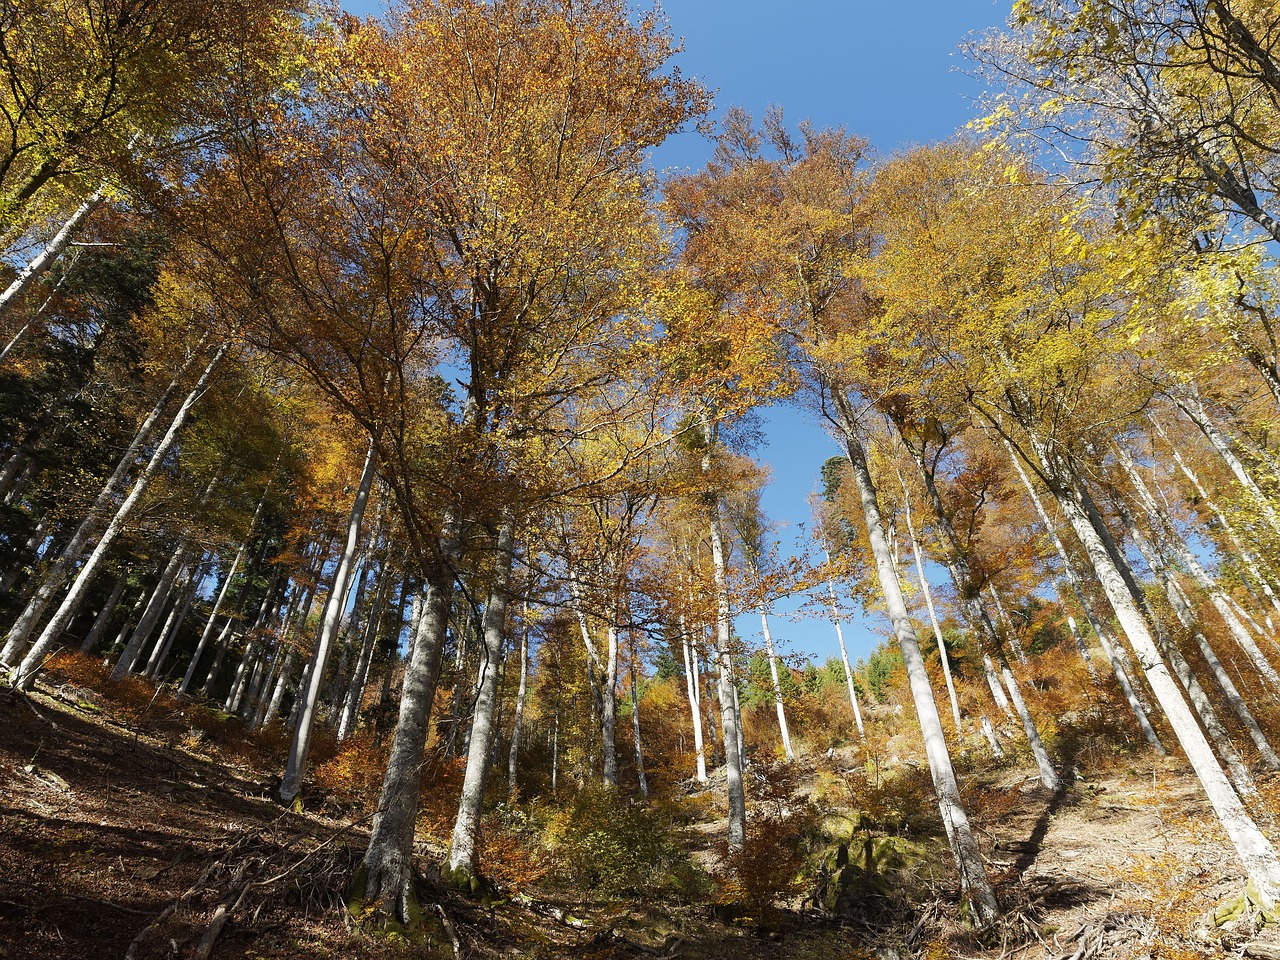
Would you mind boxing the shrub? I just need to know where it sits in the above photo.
[543,787,698,900]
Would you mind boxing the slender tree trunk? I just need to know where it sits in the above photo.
[1118,446,1280,693]
[147,562,204,678]
[80,573,127,655]
[1116,499,1271,784]
[1,345,208,666]
[700,410,746,853]
[257,651,296,729]
[900,430,1059,789]
[280,438,377,804]
[338,564,392,742]
[0,184,105,317]
[987,582,1028,665]
[981,715,1005,758]
[113,545,192,680]
[602,621,620,787]
[1004,436,1162,748]
[897,470,963,732]
[983,653,1013,717]
[508,602,530,798]
[831,389,999,926]
[179,552,245,695]
[679,612,708,783]
[1015,418,1280,904]
[824,561,866,738]
[11,344,228,689]
[447,516,516,879]
[1172,389,1280,537]
[629,645,649,800]
[1151,415,1280,622]
[759,604,794,759]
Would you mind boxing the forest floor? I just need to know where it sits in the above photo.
[1,662,1278,960]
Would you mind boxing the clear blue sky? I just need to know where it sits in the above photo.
[342,0,1014,667]
[654,0,1013,668]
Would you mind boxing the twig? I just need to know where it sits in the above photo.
[436,903,462,958]
[125,904,176,960]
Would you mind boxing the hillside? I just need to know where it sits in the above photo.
[2,658,1275,960]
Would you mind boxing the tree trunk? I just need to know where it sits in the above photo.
[280,437,377,804]
[1172,389,1280,537]
[1,344,209,667]
[831,389,1000,927]
[679,612,708,783]
[897,469,963,732]
[1118,445,1280,693]
[1116,498,1273,782]
[1017,419,1280,904]
[146,561,205,678]
[629,646,649,800]
[80,573,127,655]
[1151,415,1280,622]
[700,410,746,853]
[1004,436,1163,749]
[0,184,105,318]
[759,604,795,759]
[11,343,228,689]
[901,432,1059,789]
[113,545,192,680]
[447,515,516,879]
[359,552,455,923]
[338,563,392,742]
[508,602,530,798]
[825,562,866,738]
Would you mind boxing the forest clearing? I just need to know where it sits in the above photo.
[3,0,1280,957]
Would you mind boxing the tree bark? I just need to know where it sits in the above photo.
[11,343,228,689]
[508,602,530,797]
[447,515,516,878]
[831,389,1000,927]
[1,343,209,667]
[1016,419,1280,905]
[700,410,747,853]
[759,604,795,759]
[280,437,377,804]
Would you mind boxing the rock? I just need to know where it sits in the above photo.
[24,764,69,792]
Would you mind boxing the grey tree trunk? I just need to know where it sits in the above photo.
[338,563,392,742]
[359,548,455,922]
[280,437,377,805]
[1116,498,1272,783]
[700,410,746,853]
[113,546,192,680]
[897,469,963,732]
[0,184,105,317]
[678,611,708,783]
[146,562,204,678]
[1,345,208,667]
[629,647,649,799]
[831,390,1000,926]
[508,604,530,797]
[1016,419,1280,904]
[447,516,517,879]
[1151,415,1280,622]
[11,343,228,689]
[1172,389,1280,537]
[824,558,866,737]
[900,432,1059,790]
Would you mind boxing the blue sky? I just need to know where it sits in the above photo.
[654,0,1013,668]
[342,0,1014,666]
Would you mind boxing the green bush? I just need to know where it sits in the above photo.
[544,787,701,900]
